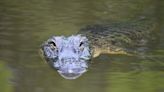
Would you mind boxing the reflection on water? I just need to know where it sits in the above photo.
[0,61,13,92]
[0,0,164,92]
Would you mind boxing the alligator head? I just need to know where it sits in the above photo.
[40,35,91,79]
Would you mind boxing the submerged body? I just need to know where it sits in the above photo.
[79,19,157,57]
[40,18,157,79]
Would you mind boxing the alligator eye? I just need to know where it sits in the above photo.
[79,42,84,47]
[48,41,57,49]
[79,42,84,51]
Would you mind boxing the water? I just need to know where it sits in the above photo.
[0,0,164,92]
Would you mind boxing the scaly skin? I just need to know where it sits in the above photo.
[79,19,157,57]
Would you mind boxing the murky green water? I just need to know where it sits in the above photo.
[0,0,164,92]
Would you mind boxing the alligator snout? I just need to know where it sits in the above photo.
[58,66,87,79]
[55,57,87,79]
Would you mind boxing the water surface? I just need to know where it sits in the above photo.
[0,0,164,92]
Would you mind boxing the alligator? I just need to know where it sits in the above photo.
[40,18,157,79]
